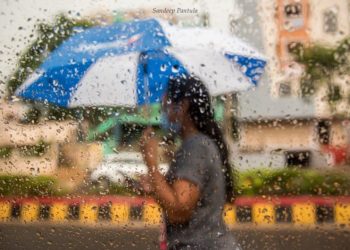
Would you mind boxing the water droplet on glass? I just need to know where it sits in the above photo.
[171,65,179,73]
[160,64,167,72]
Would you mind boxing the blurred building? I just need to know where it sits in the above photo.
[0,0,228,176]
[0,100,104,175]
[233,0,350,170]
[3,0,350,173]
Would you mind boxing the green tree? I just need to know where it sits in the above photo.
[290,38,350,113]
[7,14,95,97]
[6,14,129,127]
[4,14,113,124]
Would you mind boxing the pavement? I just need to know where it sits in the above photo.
[0,222,349,250]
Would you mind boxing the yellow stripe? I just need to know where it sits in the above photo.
[143,204,162,225]
[2,200,348,226]
[0,201,11,221]
[21,202,39,222]
[223,204,236,226]
[50,203,68,222]
[79,203,98,223]
[252,203,275,225]
[110,204,129,224]
[335,203,350,226]
[292,203,316,225]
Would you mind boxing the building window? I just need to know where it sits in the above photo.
[328,84,342,103]
[283,3,304,30]
[317,120,331,145]
[279,82,292,97]
[285,151,311,168]
[287,41,303,54]
[284,3,302,18]
[323,8,338,34]
[229,18,239,34]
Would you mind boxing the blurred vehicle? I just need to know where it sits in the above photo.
[90,151,169,188]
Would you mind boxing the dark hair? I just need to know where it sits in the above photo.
[167,74,235,202]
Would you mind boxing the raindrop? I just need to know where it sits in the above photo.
[160,64,167,72]
[171,65,179,73]
[240,65,247,73]
[52,80,59,87]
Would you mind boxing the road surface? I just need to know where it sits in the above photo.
[0,223,349,250]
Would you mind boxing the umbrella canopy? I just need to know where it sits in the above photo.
[15,18,266,108]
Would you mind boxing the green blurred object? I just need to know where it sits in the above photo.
[113,11,126,23]
[17,140,50,157]
[0,147,12,158]
[87,104,162,155]
[214,101,224,122]
[89,183,138,196]
[1,169,349,197]
[0,175,60,196]
[236,168,350,196]
[6,14,95,97]
[89,169,350,197]
[87,104,161,137]
[88,102,224,155]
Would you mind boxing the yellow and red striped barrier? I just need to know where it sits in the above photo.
[0,196,349,227]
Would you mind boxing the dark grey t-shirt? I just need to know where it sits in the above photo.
[165,133,240,250]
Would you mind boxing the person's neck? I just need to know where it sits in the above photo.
[181,123,199,140]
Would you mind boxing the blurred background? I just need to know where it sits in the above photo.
[0,0,350,249]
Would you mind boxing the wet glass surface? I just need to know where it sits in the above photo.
[0,1,350,249]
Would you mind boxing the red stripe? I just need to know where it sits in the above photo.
[0,195,154,206]
[1,195,349,206]
[234,196,350,206]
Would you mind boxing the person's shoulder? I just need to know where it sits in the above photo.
[184,133,215,150]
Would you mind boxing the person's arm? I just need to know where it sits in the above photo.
[140,128,200,224]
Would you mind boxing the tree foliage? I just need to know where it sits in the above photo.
[6,14,132,127]
[5,14,110,124]
[7,14,95,96]
[290,38,350,104]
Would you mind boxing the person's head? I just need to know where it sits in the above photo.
[163,74,235,202]
[162,74,207,136]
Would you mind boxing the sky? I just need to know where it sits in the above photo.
[0,0,235,99]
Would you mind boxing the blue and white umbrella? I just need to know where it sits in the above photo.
[15,18,266,108]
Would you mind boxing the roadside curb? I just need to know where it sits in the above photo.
[0,196,349,226]
[224,196,350,227]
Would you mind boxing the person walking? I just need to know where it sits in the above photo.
[140,74,241,250]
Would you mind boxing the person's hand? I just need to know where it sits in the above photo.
[138,175,154,195]
[140,127,159,172]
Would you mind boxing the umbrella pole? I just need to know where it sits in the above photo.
[142,54,151,125]
[223,93,238,165]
